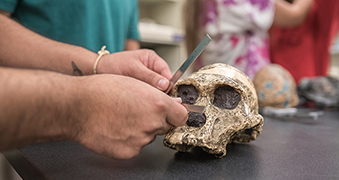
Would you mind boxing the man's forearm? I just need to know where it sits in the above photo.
[0,14,97,75]
[124,39,140,51]
[0,67,79,151]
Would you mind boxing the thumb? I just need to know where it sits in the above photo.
[135,66,170,91]
[171,97,182,103]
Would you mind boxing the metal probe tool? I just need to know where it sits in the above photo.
[165,34,212,113]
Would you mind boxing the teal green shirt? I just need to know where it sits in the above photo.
[0,0,140,53]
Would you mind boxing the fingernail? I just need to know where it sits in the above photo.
[171,97,182,103]
[157,79,168,90]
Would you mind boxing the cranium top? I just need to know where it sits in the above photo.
[164,63,263,158]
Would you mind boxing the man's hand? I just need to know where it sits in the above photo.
[96,50,173,91]
[72,74,187,159]
[0,68,187,159]
[0,13,172,91]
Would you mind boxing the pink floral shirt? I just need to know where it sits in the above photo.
[198,0,275,80]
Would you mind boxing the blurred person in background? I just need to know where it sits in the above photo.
[184,0,312,80]
[269,0,339,83]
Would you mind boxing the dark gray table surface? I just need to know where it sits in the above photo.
[4,110,339,180]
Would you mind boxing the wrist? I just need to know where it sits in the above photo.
[60,76,86,141]
[64,75,98,142]
[69,46,98,76]
[38,74,89,143]
[70,46,111,76]
[40,74,83,142]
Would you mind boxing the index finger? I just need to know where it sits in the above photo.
[139,50,173,80]
[165,97,188,127]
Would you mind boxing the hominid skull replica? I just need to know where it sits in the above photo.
[164,63,263,158]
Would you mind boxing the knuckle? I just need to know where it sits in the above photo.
[175,113,188,127]
[139,136,155,146]
[179,116,188,126]
[145,72,157,84]
[145,49,156,55]
[140,49,155,59]
[154,99,167,112]
[114,149,140,159]
[142,119,163,133]
[128,150,140,159]
[138,138,150,146]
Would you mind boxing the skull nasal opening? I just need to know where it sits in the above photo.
[186,112,206,127]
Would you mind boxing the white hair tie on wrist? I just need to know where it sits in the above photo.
[93,45,110,74]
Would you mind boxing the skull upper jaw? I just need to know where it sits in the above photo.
[163,116,263,158]
[163,127,229,158]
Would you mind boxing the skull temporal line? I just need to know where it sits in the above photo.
[164,63,264,158]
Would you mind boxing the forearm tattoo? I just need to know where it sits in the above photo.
[71,61,83,76]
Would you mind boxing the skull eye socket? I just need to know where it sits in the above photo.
[213,85,241,109]
[177,85,198,104]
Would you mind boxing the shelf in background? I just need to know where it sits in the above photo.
[138,22,184,46]
[138,0,186,73]
[140,39,181,47]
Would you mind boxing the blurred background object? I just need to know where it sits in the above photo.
[298,76,339,109]
[253,64,299,108]
[269,0,339,84]
[330,34,339,79]
[138,0,187,74]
